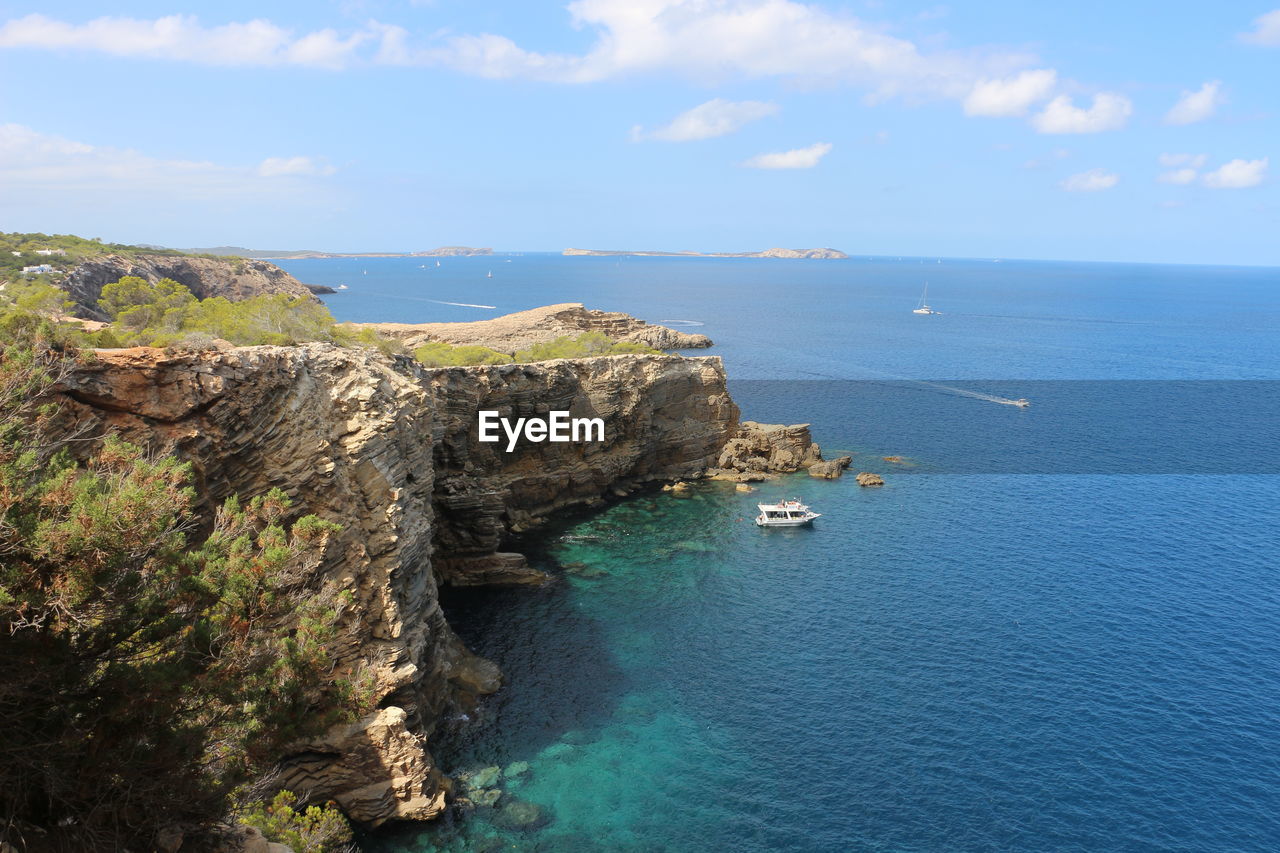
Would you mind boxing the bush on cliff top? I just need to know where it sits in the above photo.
[0,334,367,851]
[96,274,406,351]
[412,330,661,367]
[413,340,513,366]
[514,330,659,361]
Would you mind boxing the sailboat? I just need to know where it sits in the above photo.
[913,283,939,315]
[486,270,493,278]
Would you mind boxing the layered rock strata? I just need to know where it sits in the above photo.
[361,303,712,352]
[51,344,802,826]
[708,421,824,481]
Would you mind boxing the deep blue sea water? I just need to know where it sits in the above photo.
[279,255,1280,852]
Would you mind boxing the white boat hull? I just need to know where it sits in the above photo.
[756,515,819,527]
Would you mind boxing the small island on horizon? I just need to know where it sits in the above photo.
[563,247,848,259]
[183,246,495,259]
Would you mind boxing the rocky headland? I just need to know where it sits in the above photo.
[63,254,321,320]
[563,247,848,259]
[359,302,713,352]
[50,332,822,830]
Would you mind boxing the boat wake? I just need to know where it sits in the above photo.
[657,319,706,327]
[796,364,1030,408]
[912,380,1029,407]
[427,299,498,309]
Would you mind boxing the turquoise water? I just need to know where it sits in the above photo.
[282,256,1280,851]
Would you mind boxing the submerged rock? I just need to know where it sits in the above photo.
[464,765,502,790]
[560,729,600,746]
[561,561,607,579]
[492,799,551,831]
[504,760,532,781]
[735,483,755,492]
[540,742,578,761]
[855,472,885,487]
[435,553,553,587]
[471,788,502,808]
[808,455,853,479]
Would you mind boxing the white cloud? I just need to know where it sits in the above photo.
[0,13,382,68]
[1164,80,1222,125]
[1031,93,1132,134]
[743,142,832,169]
[0,124,331,198]
[963,69,1057,117]
[1240,9,1280,45]
[393,0,1040,103]
[1158,168,1198,185]
[636,98,778,142]
[1201,157,1268,189]
[1158,152,1207,168]
[257,155,337,177]
[1060,168,1119,192]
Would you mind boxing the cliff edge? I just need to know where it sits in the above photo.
[52,343,808,827]
[63,254,320,320]
[360,302,713,351]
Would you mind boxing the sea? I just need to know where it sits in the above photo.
[278,254,1280,852]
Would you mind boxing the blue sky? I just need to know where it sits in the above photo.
[1,1,1277,264]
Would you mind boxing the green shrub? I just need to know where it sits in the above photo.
[413,340,512,366]
[333,324,408,357]
[0,339,360,849]
[236,791,355,853]
[84,277,404,353]
[99,275,197,333]
[515,331,661,362]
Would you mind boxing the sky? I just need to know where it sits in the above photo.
[0,1,1277,265]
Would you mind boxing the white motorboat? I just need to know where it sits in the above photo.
[913,283,939,315]
[756,498,821,527]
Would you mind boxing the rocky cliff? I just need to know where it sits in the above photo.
[362,303,713,352]
[51,344,779,827]
[63,254,320,320]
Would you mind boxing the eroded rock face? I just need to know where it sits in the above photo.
[50,344,757,826]
[425,356,738,568]
[708,421,824,481]
[808,455,853,479]
[361,303,712,352]
[63,254,319,319]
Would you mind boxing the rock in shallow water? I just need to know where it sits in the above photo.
[504,760,531,780]
[471,788,502,807]
[462,765,501,790]
[808,455,853,479]
[856,472,886,487]
[491,798,551,831]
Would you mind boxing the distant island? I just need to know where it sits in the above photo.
[563,247,847,259]
[183,246,494,259]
